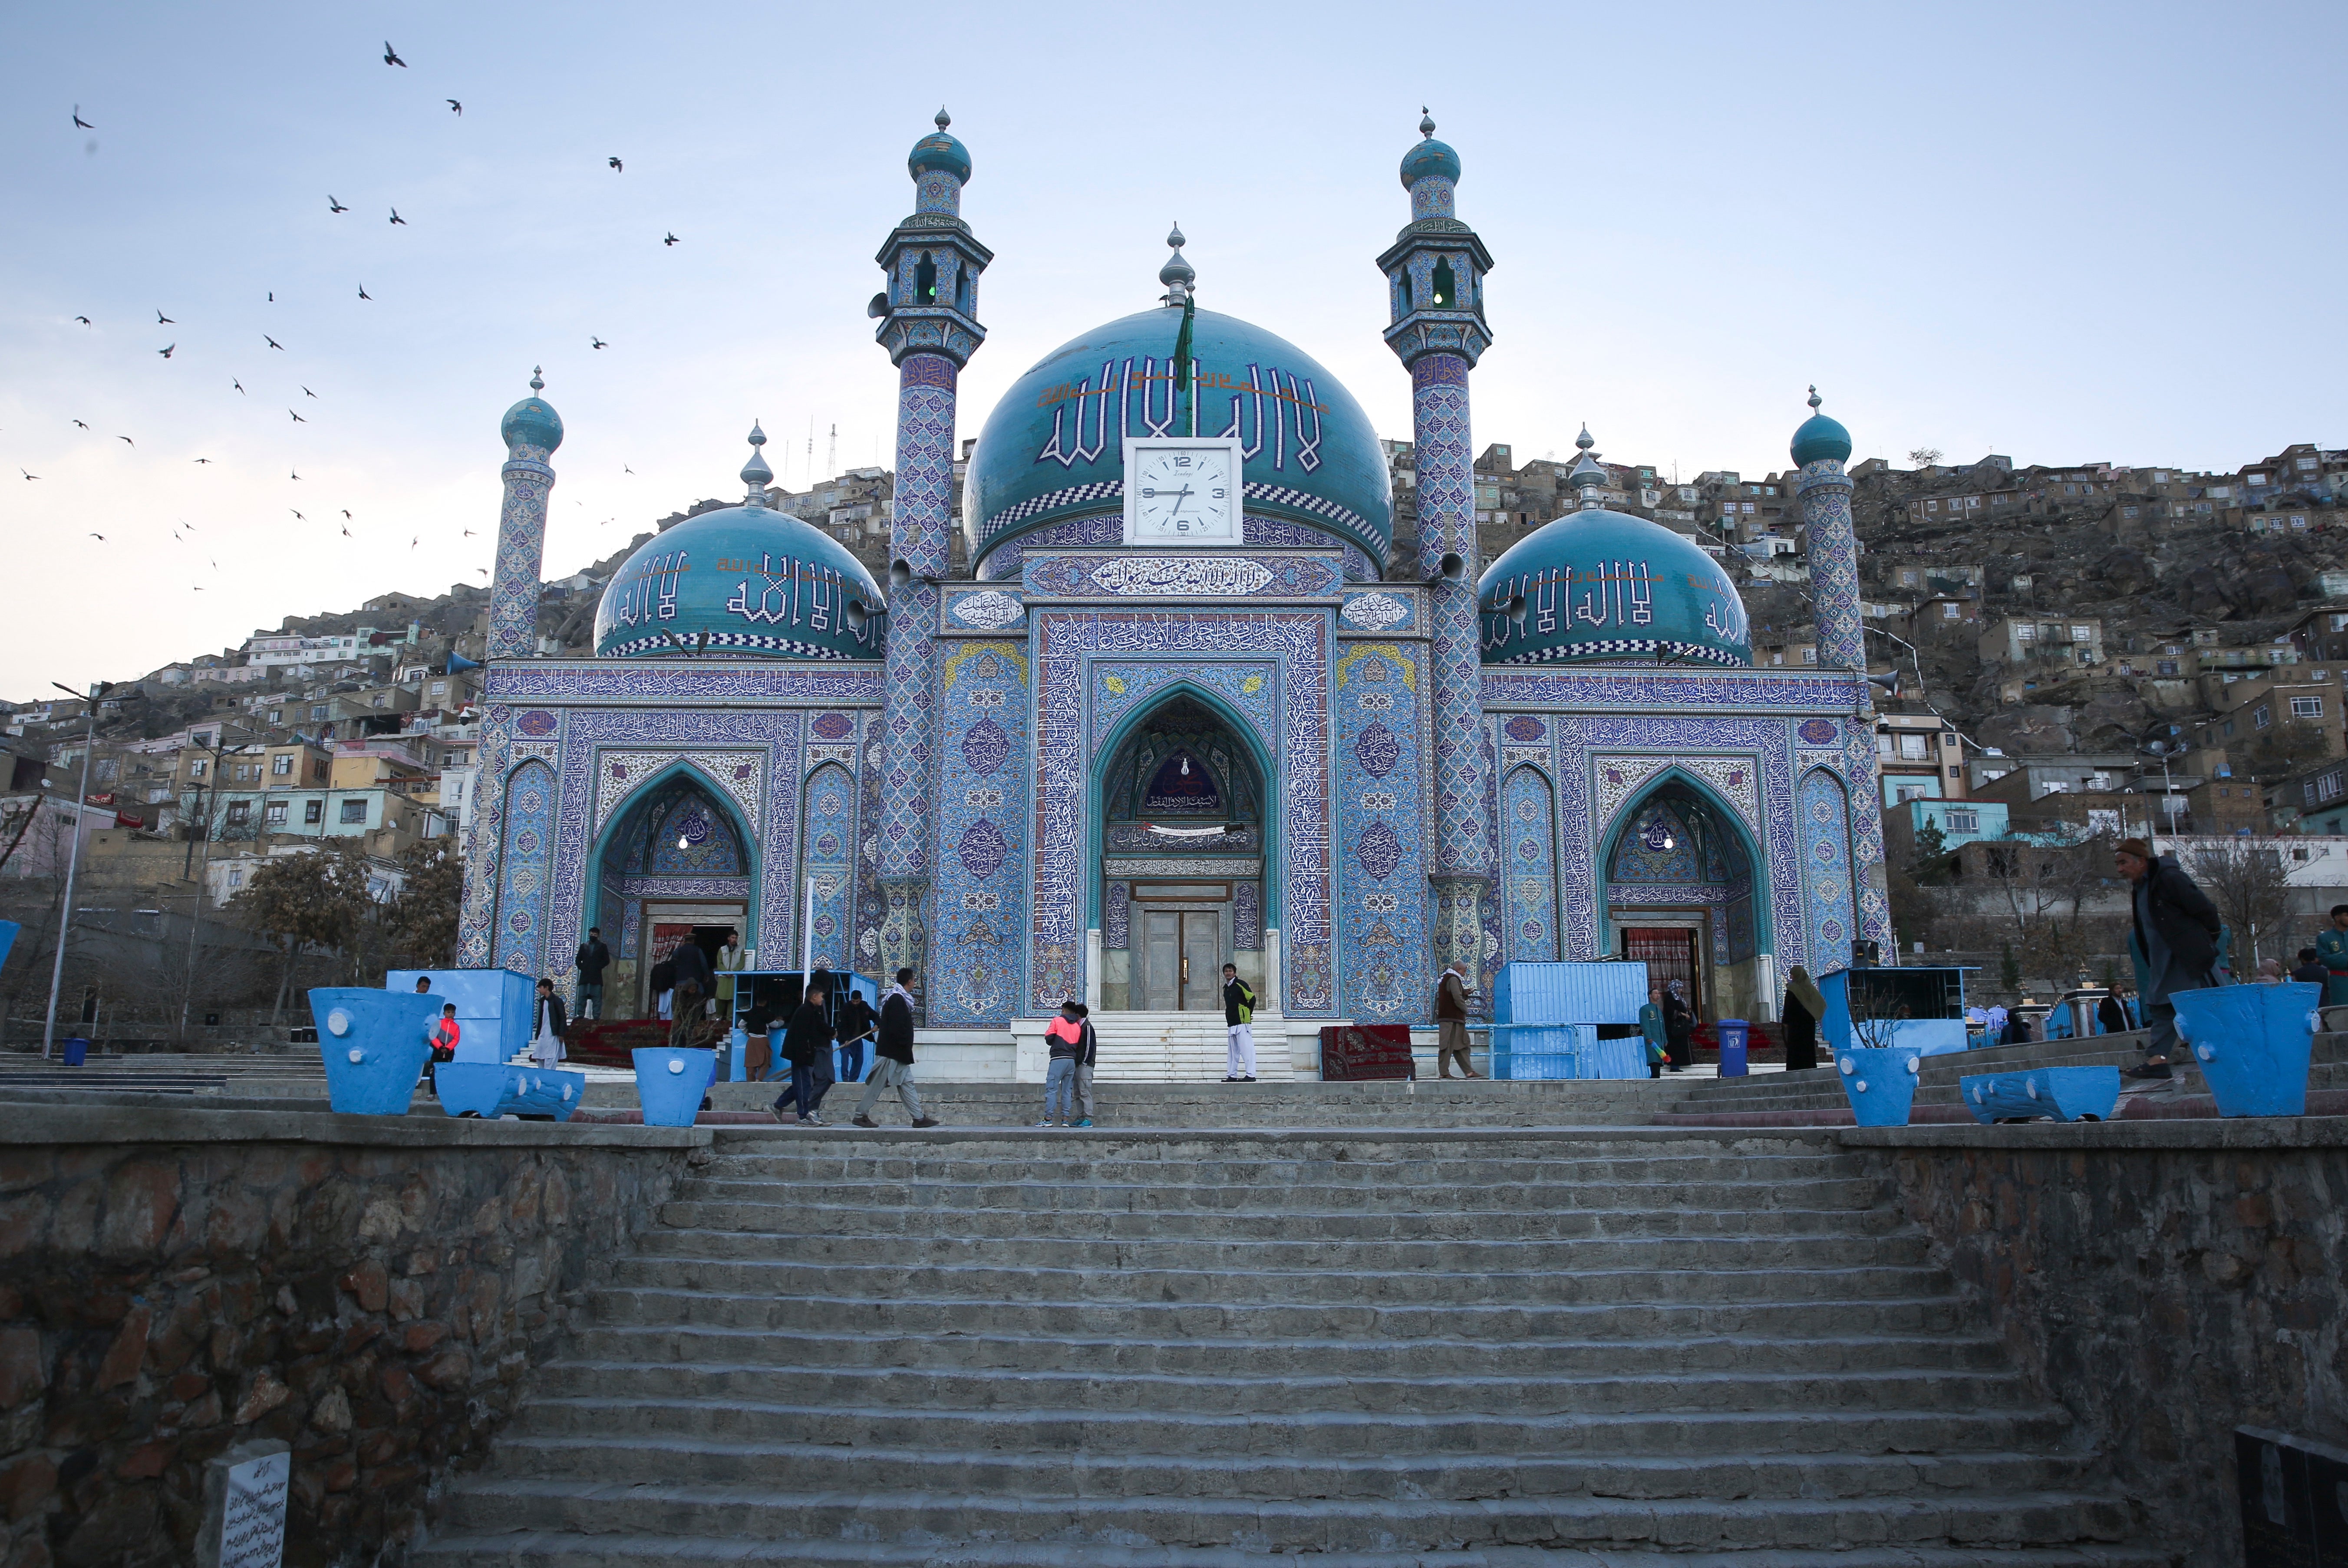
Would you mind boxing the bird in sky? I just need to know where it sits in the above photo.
[158,343,175,358]
[192,586,203,592]
[89,534,104,540]
[156,310,174,324]
[233,379,245,394]
[624,464,634,474]
[357,283,372,300]
[290,509,304,520]
[71,419,88,429]
[389,208,407,226]
[383,41,406,67]
[477,567,489,577]
[328,195,348,213]
[340,524,352,537]
[289,409,306,422]
[264,336,283,350]
[192,458,211,464]
[118,435,134,447]
[462,527,475,536]
[290,470,301,480]
[19,471,36,481]
[609,156,624,172]
[267,291,273,301]
[340,509,352,519]
[590,336,607,349]
[303,386,318,399]
[72,106,93,129]
[447,99,462,115]
[74,315,91,326]
[411,536,420,549]
[663,231,679,246]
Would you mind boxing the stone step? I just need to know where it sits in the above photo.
[435,1476,2134,1553]
[630,1226,1934,1274]
[608,1254,1956,1306]
[696,1148,1874,1186]
[523,1357,2032,1417]
[565,1323,2016,1378]
[672,1174,1898,1215]
[585,1288,1977,1341]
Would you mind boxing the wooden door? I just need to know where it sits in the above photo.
[1180,912,1223,1012]
[1140,912,1181,1010]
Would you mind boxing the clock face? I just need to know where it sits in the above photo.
[1127,441,1240,543]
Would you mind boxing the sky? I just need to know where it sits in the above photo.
[3,1,2343,700]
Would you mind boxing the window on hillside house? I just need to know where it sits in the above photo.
[1946,809,1979,833]
[304,800,323,824]
[2293,697,2324,718]
[264,801,287,826]
[2255,706,2273,729]
[339,799,367,824]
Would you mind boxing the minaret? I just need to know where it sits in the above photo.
[1792,389,1894,961]
[871,108,991,998]
[1378,112,1496,987]
[488,368,562,661]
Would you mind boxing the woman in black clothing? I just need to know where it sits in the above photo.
[1661,982,1695,1072]
[1781,965,1826,1071]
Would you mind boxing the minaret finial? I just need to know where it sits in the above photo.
[1808,384,1822,412]
[1420,108,1435,138]
[935,105,950,130]
[529,366,544,392]
[1159,222,1196,306]
[740,420,773,504]
[1575,424,1593,451]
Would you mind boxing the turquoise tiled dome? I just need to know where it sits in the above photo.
[964,306,1392,572]
[1401,136,1461,188]
[909,128,970,184]
[1791,412,1853,466]
[594,505,885,661]
[1479,509,1752,667]
[500,392,563,453]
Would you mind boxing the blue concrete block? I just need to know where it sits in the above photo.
[434,1063,587,1121]
[1834,1045,1923,1127]
[386,969,534,1064]
[0,919,19,975]
[633,1047,716,1127]
[1960,1064,2120,1124]
[2172,981,2318,1118]
[311,988,441,1115]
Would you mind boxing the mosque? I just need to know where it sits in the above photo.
[452,112,1893,1078]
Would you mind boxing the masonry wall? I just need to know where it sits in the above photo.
[0,1109,706,1568]
[1859,1121,2348,1567]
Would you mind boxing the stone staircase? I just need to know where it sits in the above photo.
[1089,1010,1284,1081]
[420,1126,2156,1565]
[1659,1025,2348,1127]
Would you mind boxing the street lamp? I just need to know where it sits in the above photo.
[41,681,108,1059]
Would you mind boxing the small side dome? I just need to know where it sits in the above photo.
[1401,110,1461,188]
[500,368,563,452]
[1479,508,1751,668]
[909,105,971,184]
[1790,387,1852,466]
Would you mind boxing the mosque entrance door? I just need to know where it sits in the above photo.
[1137,909,1224,1011]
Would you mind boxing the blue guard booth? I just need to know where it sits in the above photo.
[724,969,882,1083]
[1490,962,1651,1080]
[387,969,535,1064]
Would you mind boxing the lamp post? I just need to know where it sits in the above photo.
[41,682,105,1060]
[177,736,236,1044]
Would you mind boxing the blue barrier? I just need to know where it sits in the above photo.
[633,1047,716,1127]
[1960,1065,2120,1124]
[311,988,441,1115]
[0,919,19,976]
[1834,1045,1923,1127]
[434,1063,587,1121]
[385,969,534,1064]
[2172,981,2318,1118]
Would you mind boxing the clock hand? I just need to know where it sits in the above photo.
[1165,484,1193,517]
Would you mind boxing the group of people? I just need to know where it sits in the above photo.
[763,966,937,1129]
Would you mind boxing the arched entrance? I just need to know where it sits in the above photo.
[1602,776,1769,1023]
[590,769,756,1017]
[1095,693,1269,1012]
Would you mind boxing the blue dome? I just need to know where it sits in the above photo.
[965,306,1392,573]
[501,393,563,453]
[1479,509,1751,668]
[594,504,885,661]
[909,129,970,184]
[1791,412,1852,466]
[1400,137,1461,188]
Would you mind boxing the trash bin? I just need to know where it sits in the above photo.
[1716,1018,1749,1077]
[61,1038,89,1066]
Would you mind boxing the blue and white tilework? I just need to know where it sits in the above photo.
[801,763,858,970]
[1333,641,1431,1021]
[488,448,554,662]
[490,760,555,975]
[930,640,1031,1024]
[1502,765,1559,963]
[1799,768,1858,968]
[1411,355,1491,877]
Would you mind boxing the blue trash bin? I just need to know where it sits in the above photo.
[61,1038,89,1066]
[1716,1018,1749,1077]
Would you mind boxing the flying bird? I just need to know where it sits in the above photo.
[267,292,273,302]
[192,458,211,464]
[156,310,173,324]
[340,509,352,519]
[303,386,318,399]
[158,343,175,358]
[19,471,36,481]
[447,99,462,115]
[389,208,406,226]
[289,409,306,422]
[624,464,634,474]
[290,470,300,480]
[662,231,679,246]
[462,528,475,536]
[340,524,352,538]
[411,536,419,549]
[89,533,104,541]
[232,379,245,393]
[383,41,406,67]
[118,435,134,447]
[357,283,372,300]
[74,316,90,326]
[73,106,93,129]
[590,336,607,349]
[72,419,88,429]
[290,509,303,520]
[608,157,622,172]
[264,336,283,350]
[328,195,348,213]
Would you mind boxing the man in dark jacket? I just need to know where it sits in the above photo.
[574,928,611,1020]
[770,982,835,1125]
[2117,837,2223,1081]
[852,967,939,1127]
[669,936,715,1049]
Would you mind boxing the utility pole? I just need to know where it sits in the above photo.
[42,682,104,1059]
[177,738,230,1045]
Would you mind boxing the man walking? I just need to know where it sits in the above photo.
[1221,962,1256,1083]
[2117,837,2224,1082]
[574,927,610,1021]
[1435,959,1479,1079]
[852,967,940,1128]
[770,980,835,1125]
[527,978,567,1069]
[668,935,714,1051]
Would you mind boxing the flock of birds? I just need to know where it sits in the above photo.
[40,40,653,594]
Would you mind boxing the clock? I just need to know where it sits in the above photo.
[1122,437,1243,546]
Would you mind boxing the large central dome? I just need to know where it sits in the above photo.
[964,306,1392,579]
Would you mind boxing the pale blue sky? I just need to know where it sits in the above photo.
[4,2,2341,697]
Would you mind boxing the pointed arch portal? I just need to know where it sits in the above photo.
[1599,770,1769,1024]
[588,764,758,1017]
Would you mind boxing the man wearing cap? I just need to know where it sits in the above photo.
[2116,837,2223,1083]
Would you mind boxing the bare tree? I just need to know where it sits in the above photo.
[1978,820,2111,984]
[381,843,462,972]
[231,841,376,1019]
[1908,447,1944,468]
[2185,838,2292,970]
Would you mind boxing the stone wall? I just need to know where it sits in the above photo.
[1855,1120,2348,1567]
[0,1107,707,1568]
